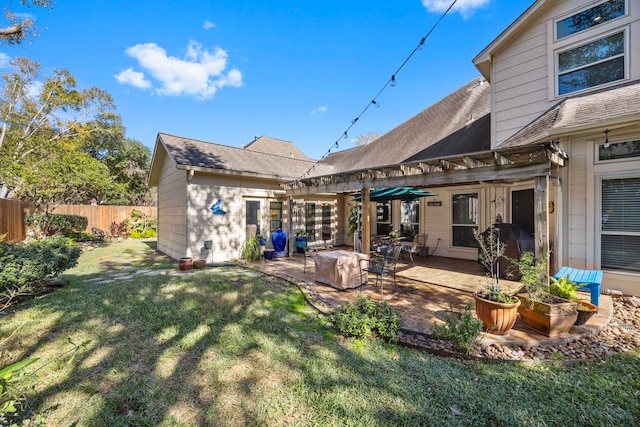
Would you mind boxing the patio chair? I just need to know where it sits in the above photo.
[401,233,428,265]
[359,243,402,297]
[295,235,317,274]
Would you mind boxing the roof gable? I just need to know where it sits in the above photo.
[148,133,334,185]
[244,135,311,161]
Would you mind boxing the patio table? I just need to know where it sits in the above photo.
[314,250,369,290]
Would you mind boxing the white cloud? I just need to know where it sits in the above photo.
[0,53,10,68]
[310,106,327,115]
[114,68,152,89]
[421,0,490,18]
[203,20,215,30]
[117,39,243,100]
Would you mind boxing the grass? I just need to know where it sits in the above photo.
[1,239,639,426]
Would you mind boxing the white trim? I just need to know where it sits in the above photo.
[553,0,628,42]
[595,172,640,274]
[554,27,628,98]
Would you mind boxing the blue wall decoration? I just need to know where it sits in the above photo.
[210,199,226,215]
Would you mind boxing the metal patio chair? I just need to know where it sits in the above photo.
[360,243,402,297]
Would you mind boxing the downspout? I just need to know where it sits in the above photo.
[186,169,194,258]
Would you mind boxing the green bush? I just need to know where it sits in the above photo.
[431,303,482,355]
[240,235,262,261]
[25,214,88,237]
[127,209,157,236]
[130,229,157,239]
[331,295,400,343]
[0,236,81,310]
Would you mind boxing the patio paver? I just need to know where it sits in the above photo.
[253,249,613,348]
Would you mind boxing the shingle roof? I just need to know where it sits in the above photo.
[322,78,491,172]
[244,135,311,161]
[499,80,640,149]
[156,133,335,181]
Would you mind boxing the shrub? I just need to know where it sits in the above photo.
[127,209,157,236]
[240,235,262,261]
[331,295,400,343]
[110,221,129,239]
[431,303,483,355]
[0,236,81,310]
[25,214,88,238]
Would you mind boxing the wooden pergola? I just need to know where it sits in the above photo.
[283,142,568,263]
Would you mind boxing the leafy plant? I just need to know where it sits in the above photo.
[508,251,553,303]
[127,209,157,236]
[331,295,400,343]
[295,229,308,237]
[347,204,359,237]
[240,235,262,261]
[109,221,129,238]
[431,303,483,355]
[550,275,580,300]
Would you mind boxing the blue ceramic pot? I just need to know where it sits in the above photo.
[271,229,287,252]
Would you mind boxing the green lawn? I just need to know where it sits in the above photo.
[1,239,639,426]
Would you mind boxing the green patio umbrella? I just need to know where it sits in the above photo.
[351,186,437,202]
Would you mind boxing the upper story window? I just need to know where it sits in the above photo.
[556,0,625,40]
[557,30,625,95]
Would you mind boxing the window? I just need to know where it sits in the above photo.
[305,203,316,240]
[601,177,640,273]
[558,31,625,95]
[269,202,282,232]
[598,139,640,162]
[452,193,478,248]
[321,204,331,241]
[246,201,261,235]
[401,200,419,237]
[556,0,625,40]
[376,202,392,235]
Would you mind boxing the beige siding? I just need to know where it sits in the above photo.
[156,154,187,260]
[563,126,640,296]
[491,0,640,147]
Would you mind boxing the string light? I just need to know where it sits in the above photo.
[295,0,459,182]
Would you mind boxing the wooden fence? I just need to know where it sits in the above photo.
[0,198,26,243]
[53,205,157,233]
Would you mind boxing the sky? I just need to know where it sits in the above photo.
[2,0,534,161]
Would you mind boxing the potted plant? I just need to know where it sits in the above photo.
[295,229,308,253]
[509,252,578,337]
[550,275,598,326]
[178,257,193,270]
[472,227,520,335]
[256,234,267,246]
[240,235,262,262]
[574,300,599,325]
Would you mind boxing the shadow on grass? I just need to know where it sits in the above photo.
[3,240,639,425]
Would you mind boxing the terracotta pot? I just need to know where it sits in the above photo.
[473,294,521,335]
[178,257,193,270]
[193,259,206,269]
[574,300,598,325]
[517,295,577,337]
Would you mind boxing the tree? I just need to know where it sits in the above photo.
[1,0,54,45]
[0,57,126,211]
[353,131,381,147]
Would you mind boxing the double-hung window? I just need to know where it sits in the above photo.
[554,0,627,96]
[557,30,625,95]
[600,177,640,273]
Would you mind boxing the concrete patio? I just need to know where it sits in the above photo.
[252,247,613,349]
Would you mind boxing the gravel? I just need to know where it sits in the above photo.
[400,296,640,361]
